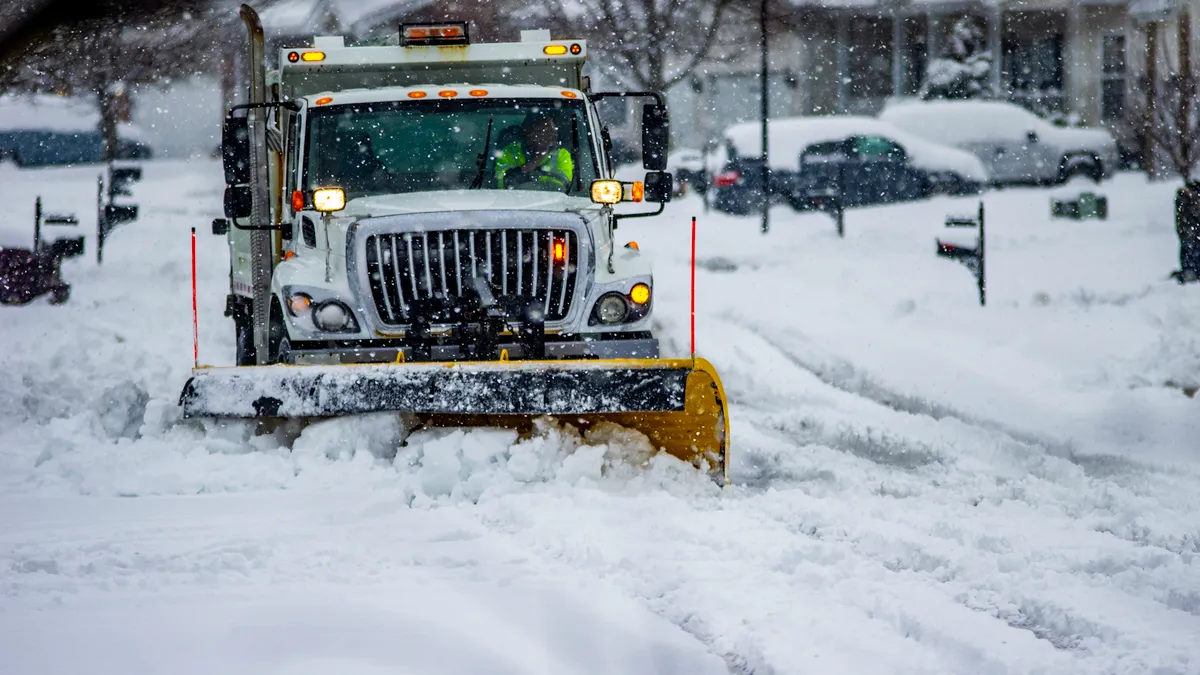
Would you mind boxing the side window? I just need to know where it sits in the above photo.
[855,136,906,162]
[801,140,850,164]
[285,112,302,206]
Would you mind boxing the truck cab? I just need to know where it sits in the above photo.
[218,23,672,367]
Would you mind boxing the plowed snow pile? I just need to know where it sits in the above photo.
[2,158,1198,674]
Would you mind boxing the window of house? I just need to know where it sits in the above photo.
[1101,34,1127,121]
[848,17,894,101]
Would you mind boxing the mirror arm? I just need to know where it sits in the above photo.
[591,91,666,106]
[613,202,666,228]
[227,100,301,118]
[231,220,283,231]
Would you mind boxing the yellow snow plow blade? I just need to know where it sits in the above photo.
[180,358,730,483]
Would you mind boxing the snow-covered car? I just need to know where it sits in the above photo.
[878,99,1119,186]
[709,116,988,214]
[667,148,705,194]
[0,94,152,167]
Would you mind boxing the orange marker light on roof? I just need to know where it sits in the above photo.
[625,241,639,250]
[400,22,469,46]
[570,43,582,54]
[408,91,427,99]
[287,51,300,62]
[561,91,578,99]
[438,90,458,98]
[543,44,568,55]
[301,51,325,62]
[469,89,488,97]
[315,96,333,106]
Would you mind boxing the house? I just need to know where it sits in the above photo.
[671,0,1200,166]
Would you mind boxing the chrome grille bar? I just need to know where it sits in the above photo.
[364,227,579,327]
[374,235,395,322]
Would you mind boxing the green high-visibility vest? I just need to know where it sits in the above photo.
[495,143,574,189]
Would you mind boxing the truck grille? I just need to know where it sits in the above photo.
[363,229,579,326]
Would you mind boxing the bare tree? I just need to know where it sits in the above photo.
[522,0,742,93]
[1132,15,1199,181]
[0,3,220,161]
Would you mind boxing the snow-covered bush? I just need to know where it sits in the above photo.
[920,16,993,101]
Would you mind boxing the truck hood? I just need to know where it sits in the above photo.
[343,190,594,218]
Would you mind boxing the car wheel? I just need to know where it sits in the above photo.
[1060,155,1102,184]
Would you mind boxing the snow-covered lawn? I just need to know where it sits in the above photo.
[1,159,1198,674]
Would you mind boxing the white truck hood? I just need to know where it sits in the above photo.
[343,190,594,218]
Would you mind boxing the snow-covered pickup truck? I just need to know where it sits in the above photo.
[879,99,1119,186]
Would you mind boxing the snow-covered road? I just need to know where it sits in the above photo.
[1,159,1198,674]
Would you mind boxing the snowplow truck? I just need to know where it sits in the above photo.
[180,6,729,483]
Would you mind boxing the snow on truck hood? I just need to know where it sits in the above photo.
[342,190,594,218]
[720,116,989,182]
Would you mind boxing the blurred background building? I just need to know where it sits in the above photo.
[1,0,1198,173]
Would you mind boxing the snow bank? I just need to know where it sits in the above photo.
[720,115,989,181]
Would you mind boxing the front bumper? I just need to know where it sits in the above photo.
[283,335,659,365]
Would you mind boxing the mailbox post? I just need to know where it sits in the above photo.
[936,201,986,306]
[97,162,142,263]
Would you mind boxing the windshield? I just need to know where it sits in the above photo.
[304,98,599,199]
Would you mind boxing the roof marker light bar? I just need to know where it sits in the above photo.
[400,22,470,47]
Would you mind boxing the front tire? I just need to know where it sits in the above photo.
[234,314,256,366]
[267,300,290,365]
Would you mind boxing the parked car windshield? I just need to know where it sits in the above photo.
[304,98,598,199]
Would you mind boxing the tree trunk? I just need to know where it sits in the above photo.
[1144,22,1158,178]
[97,81,121,163]
[1178,9,1193,179]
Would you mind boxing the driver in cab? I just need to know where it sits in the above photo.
[494,114,574,190]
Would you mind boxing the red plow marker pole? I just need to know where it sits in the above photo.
[191,227,198,368]
[690,216,697,362]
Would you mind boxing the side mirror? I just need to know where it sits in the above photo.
[212,218,230,236]
[222,116,251,185]
[49,236,85,259]
[223,185,253,219]
[644,171,673,203]
[641,104,668,171]
[1026,130,1039,144]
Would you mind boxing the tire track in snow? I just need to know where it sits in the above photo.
[696,316,1200,669]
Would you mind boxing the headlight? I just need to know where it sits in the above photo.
[629,283,651,305]
[590,180,622,205]
[313,301,354,332]
[595,294,629,325]
[313,187,346,212]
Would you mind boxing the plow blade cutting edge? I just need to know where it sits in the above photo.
[180,358,729,484]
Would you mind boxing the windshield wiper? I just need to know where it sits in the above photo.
[470,117,495,189]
